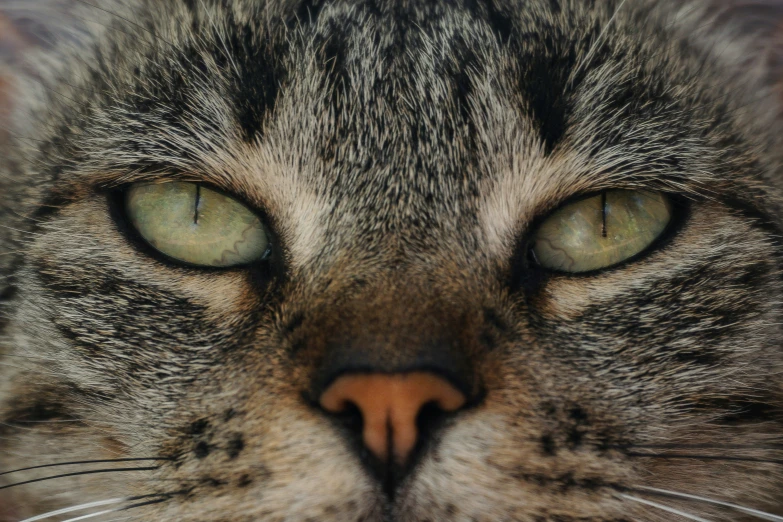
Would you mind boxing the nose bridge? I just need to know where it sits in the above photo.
[309,282,480,398]
[319,372,467,463]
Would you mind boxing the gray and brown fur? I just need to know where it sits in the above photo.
[2,0,783,520]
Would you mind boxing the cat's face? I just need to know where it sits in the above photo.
[2,0,783,520]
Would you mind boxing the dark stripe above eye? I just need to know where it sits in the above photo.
[127,9,289,146]
[513,38,578,154]
[220,15,288,143]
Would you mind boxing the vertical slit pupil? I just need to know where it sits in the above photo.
[600,191,607,238]
[194,184,201,225]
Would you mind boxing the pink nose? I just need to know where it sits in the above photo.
[319,372,466,464]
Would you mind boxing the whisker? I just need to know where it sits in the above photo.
[624,452,783,465]
[105,491,186,519]
[615,444,783,450]
[63,496,173,522]
[0,457,172,477]
[18,493,173,522]
[0,466,160,490]
[118,496,170,511]
[618,493,713,522]
[633,486,783,522]
[19,498,127,522]
[58,508,117,522]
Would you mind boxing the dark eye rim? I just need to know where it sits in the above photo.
[514,189,690,283]
[106,181,282,274]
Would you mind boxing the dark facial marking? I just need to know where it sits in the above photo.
[194,441,212,460]
[226,433,245,459]
[188,419,210,436]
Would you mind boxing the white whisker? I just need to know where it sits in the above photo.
[59,509,119,522]
[19,498,127,522]
[635,486,783,522]
[619,493,713,522]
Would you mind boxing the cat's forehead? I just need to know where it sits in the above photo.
[43,0,763,265]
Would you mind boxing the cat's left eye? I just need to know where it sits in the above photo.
[530,190,673,273]
[125,182,271,267]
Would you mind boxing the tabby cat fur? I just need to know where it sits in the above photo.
[1,0,783,520]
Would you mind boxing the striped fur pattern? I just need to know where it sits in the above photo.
[2,0,783,520]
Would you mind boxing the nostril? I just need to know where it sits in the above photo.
[328,399,364,438]
[415,400,454,452]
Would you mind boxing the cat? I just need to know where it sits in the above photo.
[2,0,783,520]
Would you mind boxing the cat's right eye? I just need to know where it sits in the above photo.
[529,190,673,273]
[125,182,271,267]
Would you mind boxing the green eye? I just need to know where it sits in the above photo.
[126,182,271,267]
[530,190,672,273]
